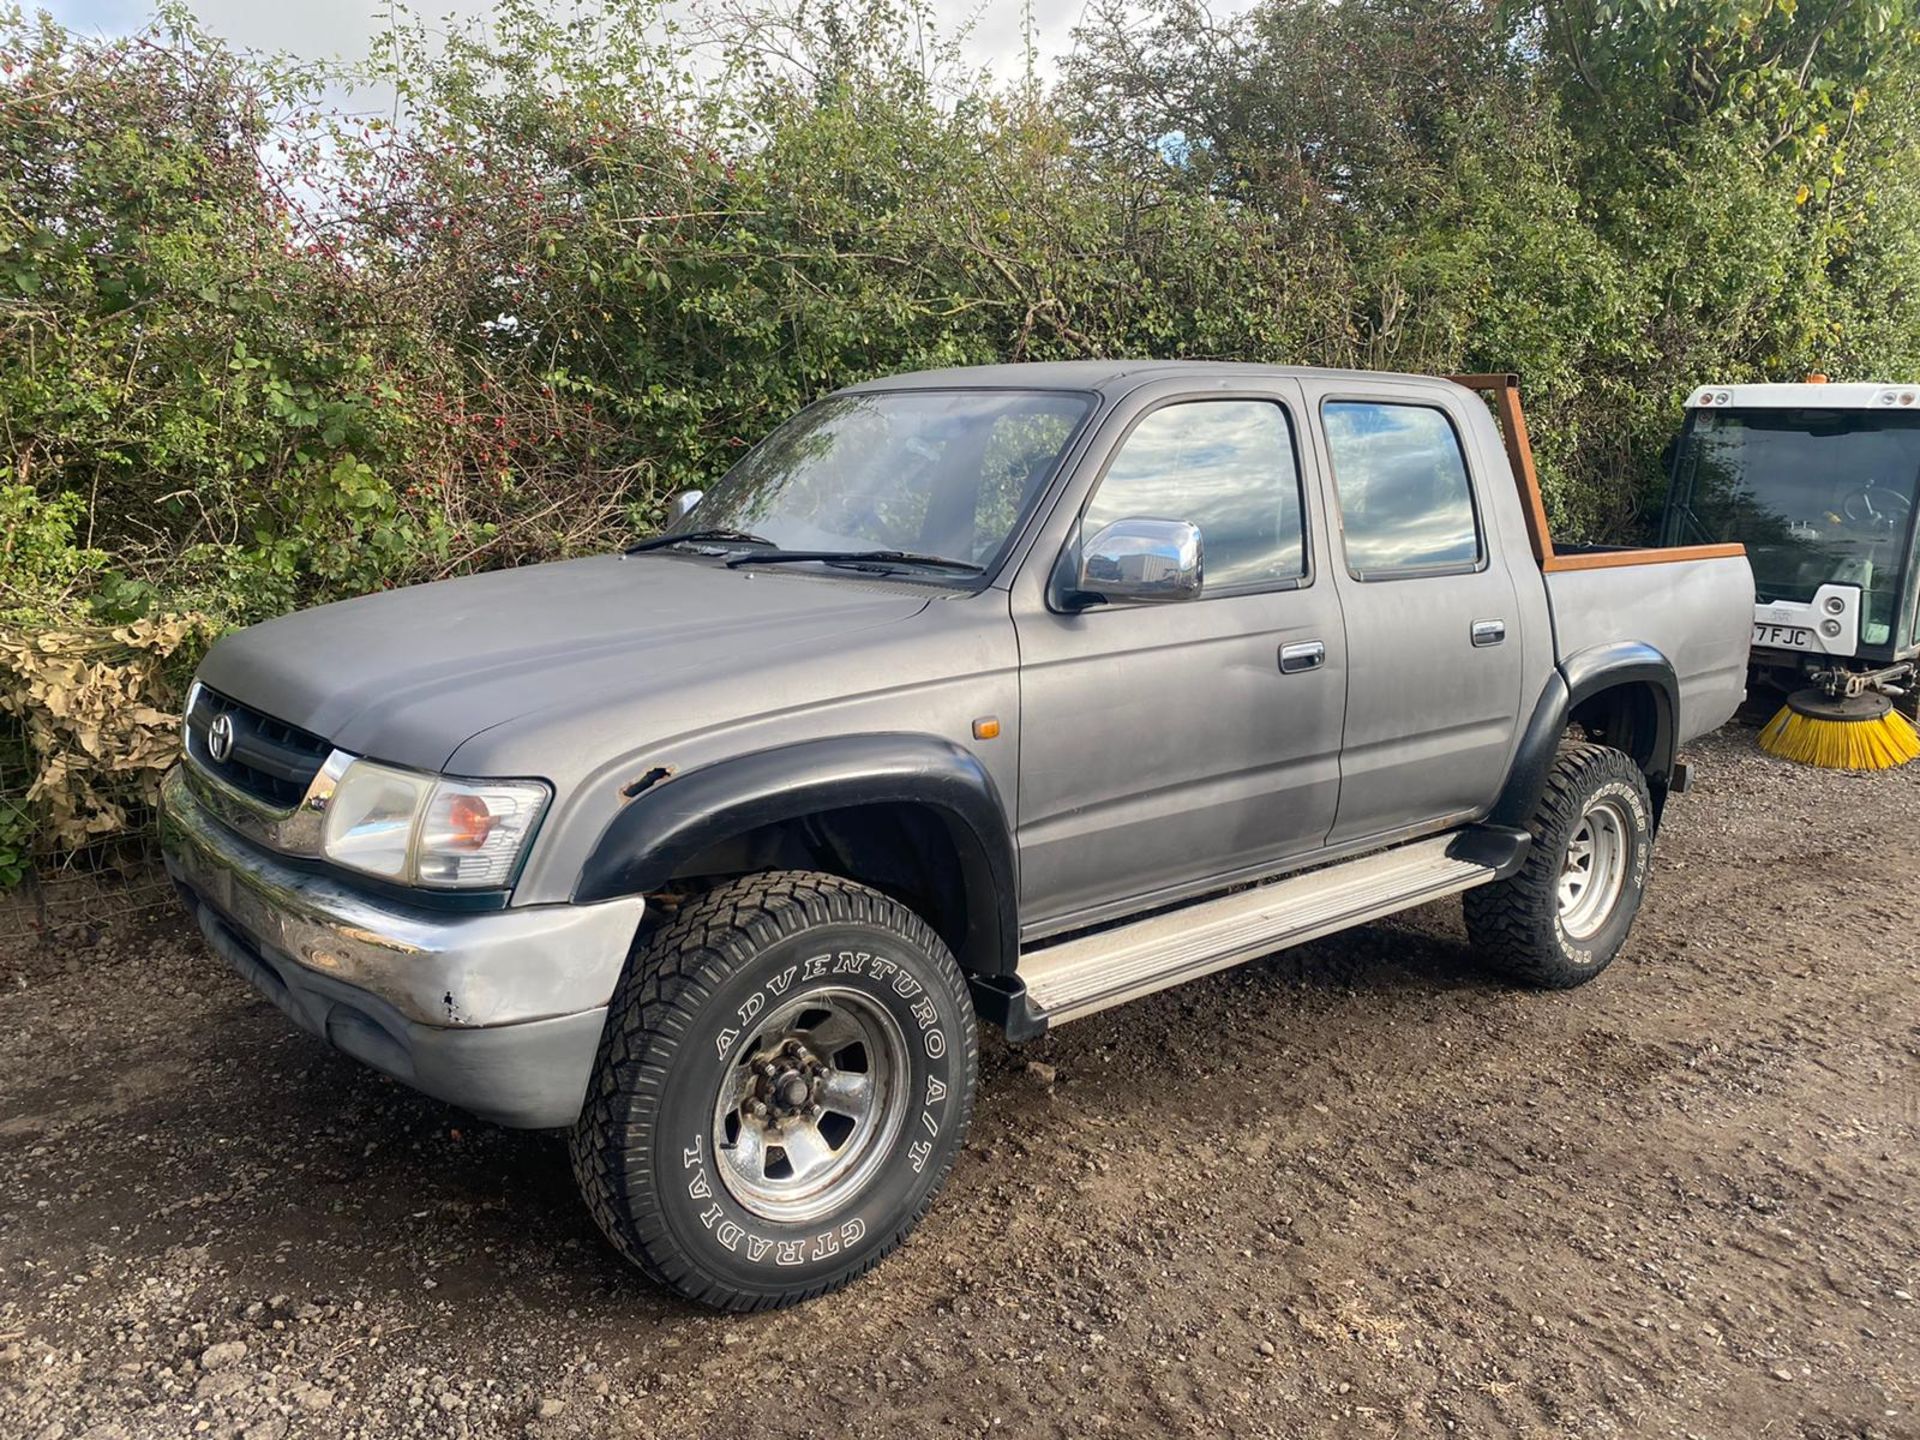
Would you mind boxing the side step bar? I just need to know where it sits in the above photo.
[983,832,1516,1037]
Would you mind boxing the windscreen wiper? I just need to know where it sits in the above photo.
[725,549,984,574]
[625,528,776,554]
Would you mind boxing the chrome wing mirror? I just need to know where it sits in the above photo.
[1071,518,1203,605]
[666,489,704,524]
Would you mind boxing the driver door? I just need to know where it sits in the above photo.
[1011,383,1348,934]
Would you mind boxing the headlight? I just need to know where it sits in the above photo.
[322,758,550,889]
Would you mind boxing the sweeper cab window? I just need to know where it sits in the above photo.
[1663,409,1920,649]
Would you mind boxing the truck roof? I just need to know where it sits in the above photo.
[839,359,1462,397]
[1686,381,1920,411]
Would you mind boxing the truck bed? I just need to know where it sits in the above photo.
[1447,372,1753,744]
[1545,554,1753,745]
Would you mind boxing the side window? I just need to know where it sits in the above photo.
[1323,401,1482,577]
[1082,400,1306,592]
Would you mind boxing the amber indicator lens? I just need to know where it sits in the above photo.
[437,792,496,851]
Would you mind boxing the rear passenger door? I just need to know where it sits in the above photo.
[1301,381,1527,845]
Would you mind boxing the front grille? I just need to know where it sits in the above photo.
[185,685,331,809]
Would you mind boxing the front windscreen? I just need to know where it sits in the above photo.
[1665,408,1920,647]
[671,389,1092,572]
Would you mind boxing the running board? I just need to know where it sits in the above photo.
[1008,834,1505,1030]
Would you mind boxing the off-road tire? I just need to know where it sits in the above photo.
[569,871,978,1311]
[1463,742,1654,989]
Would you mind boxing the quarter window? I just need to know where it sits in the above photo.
[1324,402,1481,577]
[1082,400,1307,592]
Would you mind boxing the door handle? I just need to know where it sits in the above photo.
[1279,640,1326,674]
[1471,619,1507,647]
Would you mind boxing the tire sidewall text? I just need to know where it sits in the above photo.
[650,923,966,1290]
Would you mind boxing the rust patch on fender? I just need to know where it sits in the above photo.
[621,765,677,800]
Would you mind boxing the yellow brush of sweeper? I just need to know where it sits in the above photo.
[1757,687,1920,770]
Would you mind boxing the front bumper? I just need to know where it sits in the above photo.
[160,765,644,1128]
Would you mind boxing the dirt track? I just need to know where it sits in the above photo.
[2,726,1916,1439]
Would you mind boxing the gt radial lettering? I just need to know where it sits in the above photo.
[682,1126,883,1268]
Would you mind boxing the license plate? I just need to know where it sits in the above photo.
[1753,622,1813,651]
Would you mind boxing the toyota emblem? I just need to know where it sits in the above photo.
[207,712,236,764]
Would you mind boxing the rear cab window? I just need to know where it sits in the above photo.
[1322,401,1483,580]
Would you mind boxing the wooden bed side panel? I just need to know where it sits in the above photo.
[1543,543,1748,572]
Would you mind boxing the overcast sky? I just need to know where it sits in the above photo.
[38,0,1190,88]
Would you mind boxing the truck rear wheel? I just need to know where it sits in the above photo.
[569,871,978,1310]
[1463,742,1653,988]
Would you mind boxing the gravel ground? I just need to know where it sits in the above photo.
[2,726,1916,1439]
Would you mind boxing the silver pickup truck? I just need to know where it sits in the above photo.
[161,362,1752,1309]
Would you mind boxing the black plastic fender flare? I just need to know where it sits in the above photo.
[1490,641,1680,829]
[572,732,1019,976]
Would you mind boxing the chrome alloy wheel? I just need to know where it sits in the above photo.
[1557,795,1629,941]
[710,987,910,1224]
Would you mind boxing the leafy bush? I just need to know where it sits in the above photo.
[3,0,1919,864]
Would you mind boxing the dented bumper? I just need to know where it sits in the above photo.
[159,765,643,1127]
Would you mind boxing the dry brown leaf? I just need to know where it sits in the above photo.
[1,612,213,850]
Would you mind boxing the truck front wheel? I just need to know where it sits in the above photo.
[1463,742,1654,988]
[569,871,978,1310]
